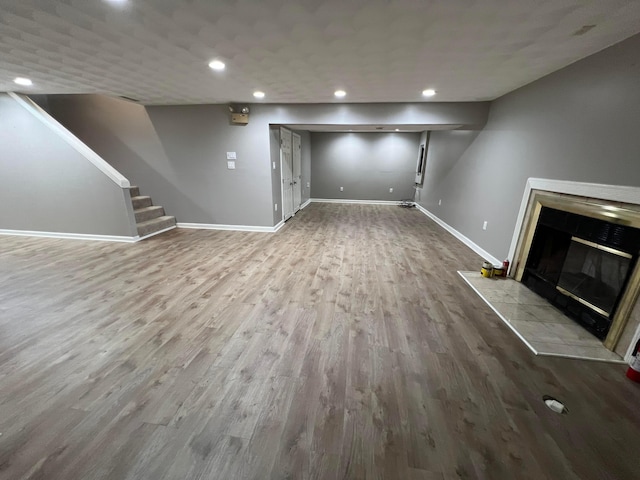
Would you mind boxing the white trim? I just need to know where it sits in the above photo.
[177,223,281,233]
[7,92,130,188]
[507,178,640,363]
[280,126,293,223]
[457,271,626,364]
[273,220,285,232]
[292,131,302,213]
[311,198,402,205]
[415,203,501,265]
[137,225,176,240]
[625,326,640,363]
[300,199,311,210]
[0,229,138,243]
[507,178,640,267]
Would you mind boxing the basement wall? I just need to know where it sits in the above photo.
[415,32,640,261]
[0,93,135,237]
[310,132,420,201]
[42,97,489,228]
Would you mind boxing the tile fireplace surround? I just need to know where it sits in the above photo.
[505,179,640,362]
[459,271,624,363]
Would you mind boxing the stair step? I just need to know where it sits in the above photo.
[127,186,140,198]
[132,195,152,209]
[137,216,176,237]
[134,205,165,223]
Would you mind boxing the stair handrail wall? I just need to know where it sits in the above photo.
[8,92,130,188]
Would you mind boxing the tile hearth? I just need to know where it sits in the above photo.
[459,271,624,363]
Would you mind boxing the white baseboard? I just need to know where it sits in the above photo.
[0,229,138,243]
[311,198,402,205]
[177,222,281,233]
[414,203,501,265]
[273,220,285,232]
[300,199,311,209]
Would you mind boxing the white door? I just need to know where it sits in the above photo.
[292,132,302,212]
[280,127,294,221]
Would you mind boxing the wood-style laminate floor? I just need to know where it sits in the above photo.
[0,204,638,480]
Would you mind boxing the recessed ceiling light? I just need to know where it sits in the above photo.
[208,60,226,71]
[334,90,346,98]
[422,89,436,97]
[14,77,33,86]
[253,91,265,99]
[395,128,400,131]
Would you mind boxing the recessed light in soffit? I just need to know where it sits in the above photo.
[14,77,33,86]
[209,60,226,71]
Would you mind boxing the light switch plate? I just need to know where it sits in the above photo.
[227,161,236,169]
[226,152,237,160]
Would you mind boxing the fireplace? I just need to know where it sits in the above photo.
[521,206,639,340]
[510,181,640,357]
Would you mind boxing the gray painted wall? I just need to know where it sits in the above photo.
[46,95,274,227]
[416,32,640,260]
[311,132,420,201]
[0,94,134,236]
[44,96,487,227]
[262,102,489,129]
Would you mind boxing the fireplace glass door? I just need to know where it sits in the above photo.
[556,237,632,317]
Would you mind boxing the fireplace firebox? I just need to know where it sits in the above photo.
[522,207,640,340]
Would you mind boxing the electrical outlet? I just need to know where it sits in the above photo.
[340,186,344,192]
[483,221,488,230]
[438,199,442,205]
[389,188,393,193]
[275,203,278,212]
[306,182,310,188]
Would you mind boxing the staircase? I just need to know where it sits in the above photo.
[127,186,176,238]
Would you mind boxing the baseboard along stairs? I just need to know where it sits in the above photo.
[128,186,176,238]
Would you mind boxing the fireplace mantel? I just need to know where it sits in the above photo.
[508,179,640,361]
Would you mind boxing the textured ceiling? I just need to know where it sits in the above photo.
[1,0,639,105]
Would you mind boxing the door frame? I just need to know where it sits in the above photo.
[279,127,294,222]
[292,132,302,213]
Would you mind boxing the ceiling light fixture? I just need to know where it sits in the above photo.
[334,90,346,98]
[422,89,436,97]
[253,91,265,99]
[395,128,400,131]
[208,60,226,71]
[14,77,33,86]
